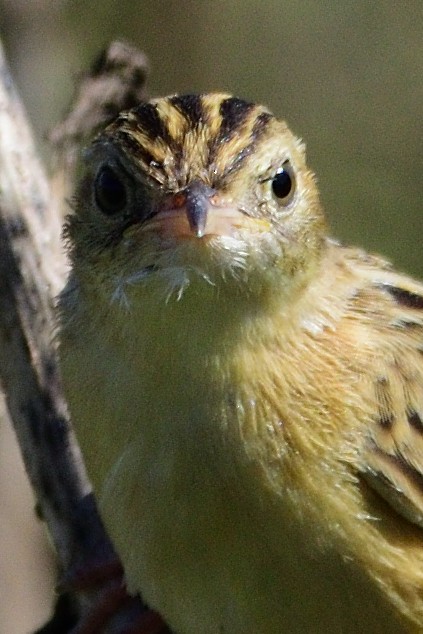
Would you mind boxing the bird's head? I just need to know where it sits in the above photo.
[66,93,326,310]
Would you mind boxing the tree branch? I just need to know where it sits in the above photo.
[0,38,163,632]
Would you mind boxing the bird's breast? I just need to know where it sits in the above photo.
[59,272,408,633]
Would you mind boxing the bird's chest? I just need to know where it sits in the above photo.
[63,307,406,634]
[72,322,293,619]
[94,361,398,634]
[90,342,270,626]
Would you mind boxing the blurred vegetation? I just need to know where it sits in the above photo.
[0,2,421,632]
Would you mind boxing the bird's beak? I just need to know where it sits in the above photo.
[168,181,213,238]
[140,181,269,239]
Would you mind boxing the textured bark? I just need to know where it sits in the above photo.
[0,38,164,632]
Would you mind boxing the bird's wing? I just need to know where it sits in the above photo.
[359,270,423,529]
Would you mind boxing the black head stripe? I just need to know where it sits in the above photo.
[132,102,172,144]
[252,111,273,139]
[103,94,276,188]
[170,94,207,128]
[219,107,274,181]
[115,130,161,168]
[218,97,255,143]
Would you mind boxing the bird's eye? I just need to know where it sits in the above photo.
[94,166,127,215]
[271,163,295,203]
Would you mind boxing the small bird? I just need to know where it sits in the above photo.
[59,93,423,633]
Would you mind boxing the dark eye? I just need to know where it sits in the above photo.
[271,164,295,202]
[94,166,127,215]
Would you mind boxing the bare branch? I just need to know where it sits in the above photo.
[0,35,94,569]
[0,38,155,631]
[50,39,149,152]
[50,40,149,208]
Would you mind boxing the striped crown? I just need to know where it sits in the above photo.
[97,93,279,190]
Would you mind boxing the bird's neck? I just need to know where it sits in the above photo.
[111,271,308,367]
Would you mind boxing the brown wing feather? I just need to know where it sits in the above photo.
[360,272,423,529]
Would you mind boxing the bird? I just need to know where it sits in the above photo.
[58,93,423,633]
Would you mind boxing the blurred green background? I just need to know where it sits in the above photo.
[0,1,421,632]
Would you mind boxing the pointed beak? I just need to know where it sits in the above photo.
[181,181,213,238]
[136,181,270,240]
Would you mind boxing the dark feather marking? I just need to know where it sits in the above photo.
[408,410,423,434]
[221,145,255,180]
[115,96,274,188]
[252,111,273,138]
[115,130,162,169]
[371,445,423,501]
[375,376,394,430]
[378,412,395,430]
[170,94,207,128]
[221,111,274,180]
[392,318,422,330]
[213,108,272,185]
[218,97,255,141]
[132,102,172,144]
[379,283,423,310]
[207,97,255,165]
